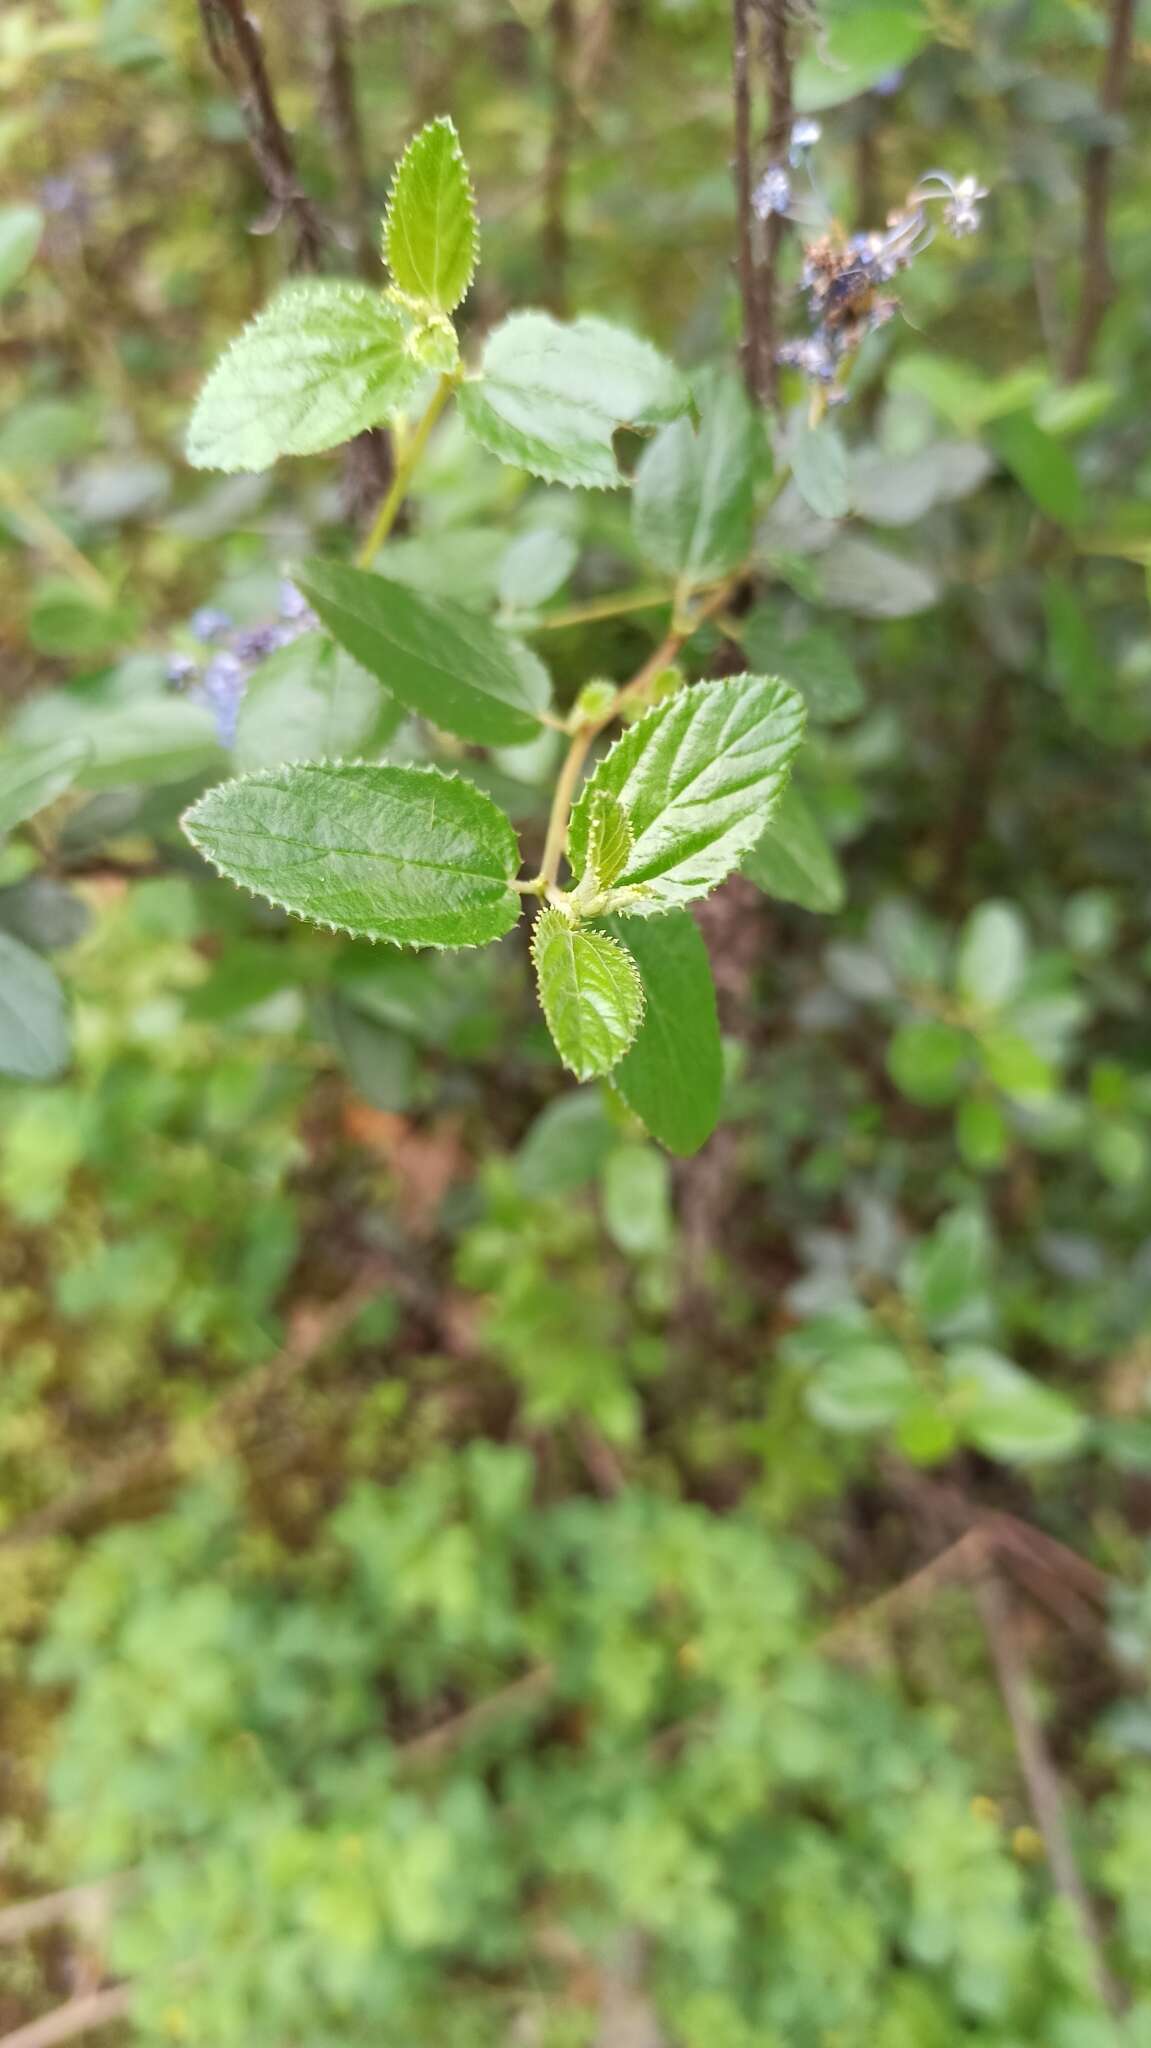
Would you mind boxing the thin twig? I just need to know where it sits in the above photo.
[974,1566,1125,2016]
[1063,0,1136,381]
[542,0,577,315]
[0,1882,125,1947]
[0,1986,130,2048]
[756,0,794,409]
[731,0,761,400]
[315,0,375,278]
[0,1259,393,1551]
[197,0,326,269]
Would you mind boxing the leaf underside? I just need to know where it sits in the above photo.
[183,760,521,950]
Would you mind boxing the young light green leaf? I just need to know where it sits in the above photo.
[0,737,90,838]
[987,412,1082,527]
[233,633,400,773]
[384,116,478,314]
[0,930,70,1080]
[631,368,757,589]
[458,313,690,489]
[583,791,633,892]
[903,1210,991,1336]
[945,1346,1085,1464]
[807,1343,918,1432]
[601,1142,673,1258]
[568,673,806,913]
[183,761,521,949]
[531,908,644,1080]
[187,282,421,473]
[792,421,850,521]
[887,1018,970,1106]
[955,901,1028,1012]
[294,560,551,746]
[742,780,845,914]
[0,205,43,297]
[497,528,579,611]
[601,909,723,1156]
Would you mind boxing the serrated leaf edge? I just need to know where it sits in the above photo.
[181,758,520,954]
[530,908,646,1080]
[570,674,807,914]
[383,114,479,316]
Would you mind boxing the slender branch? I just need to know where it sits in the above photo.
[542,0,577,315]
[197,0,326,269]
[0,471,112,603]
[0,1987,130,2048]
[0,1883,125,1947]
[355,373,458,568]
[519,585,674,632]
[974,1567,1125,2016]
[1063,0,1136,381]
[756,0,794,409]
[315,0,375,278]
[732,0,761,400]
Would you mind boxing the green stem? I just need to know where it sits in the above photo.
[355,371,458,569]
[0,469,112,603]
[522,585,675,632]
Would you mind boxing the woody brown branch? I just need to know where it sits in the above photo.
[197,0,326,270]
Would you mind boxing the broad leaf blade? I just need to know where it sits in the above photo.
[532,908,644,1079]
[187,283,420,473]
[384,116,478,314]
[792,421,850,521]
[632,368,757,589]
[0,930,70,1080]
[569,674,806,913]
[743,781,845,914]
[233,633,400,773]
[0,737,90,837]
[602,909,722,1155]
[459,313,690,489]
[183,761,521,949]
[294,561,551,746]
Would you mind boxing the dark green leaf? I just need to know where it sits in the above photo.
[294,560,551,745]
[987,412,1083,526]
[183,761,522,949]
[602,909,723,1156]
[631,368,756,588]
[743,781,845,914]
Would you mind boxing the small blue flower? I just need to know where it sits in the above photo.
[754,165,792,220]
[190,605,233,645]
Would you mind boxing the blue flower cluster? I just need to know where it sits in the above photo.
[166,582,317,745]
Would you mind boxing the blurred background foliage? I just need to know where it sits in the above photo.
[3,0,1151,2041]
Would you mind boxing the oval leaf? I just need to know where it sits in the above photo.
[792,421,850,521]
[187,283,421,473]
[532,908,644,1079]
[0,930,70,1081]
[384,116,478,314]
[294,561,551,746]
[0,205,44,296]
[183,761,521,949]
[459,313,690,489]
[632,368,757,589]
[601,909,722,1156]
[233,633,399,773]
[742,781,845,914]
[569,674,806,913]
[0,737,90,838]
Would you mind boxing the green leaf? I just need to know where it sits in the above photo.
[0,931,70,1081]
[987,412,1083,527]
[888,1017,970,1106]
[186,283,421,474]
[793,0,930,111]
[516,1089,617,1198]
[851,442,992,527]
[294,560,551,745]
[945,1346,1085,1464]
[384,116,478,314]
[0,204,43,296]
[0,738,90,838]
[631,368,756,589]
[811,537,941,618]
[531,908,644,1079]
[956,901,1028,1012]
[741,612,864,723]
[458,313,690,490]
[183,761,521,949]
[602,1142,673,1257]
[806,1339,918,1432]
[497,529,579,611]
[232,633,399,773]
[956,1095,1009,1172]
[903,1210,991,1335]
[583,792,633,892]
[73,699,223,790]
[792,422,850,521]
[742,781,844,914]
[568,674,806,913]
[601,909,723,1156]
